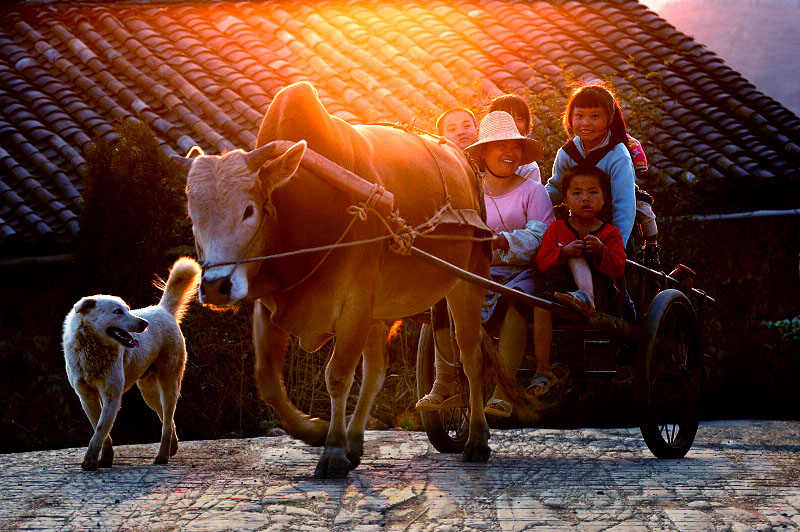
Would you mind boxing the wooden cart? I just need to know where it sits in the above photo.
[411,248,715,459]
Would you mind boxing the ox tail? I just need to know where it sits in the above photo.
[480,327,544,424]
[157,257,201,324]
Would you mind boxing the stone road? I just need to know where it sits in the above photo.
[1,420,798,531]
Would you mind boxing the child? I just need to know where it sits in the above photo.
[436,107,478,150]
[626,135,660,268]
[416,111,553,417]
[545,83,637,320]
[546,83,636,248]
[488,94,541,183]
[416,107,479,412]
[531,166,626,395]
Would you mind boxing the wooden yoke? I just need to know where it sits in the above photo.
[268,140,395,215]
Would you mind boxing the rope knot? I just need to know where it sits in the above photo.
[390,227,415,255]
[365,183,386,209]
[347,204,368,221]
[347,183,387,222]
[387,211,416,255]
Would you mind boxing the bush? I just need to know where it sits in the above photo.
[74,119,191,305]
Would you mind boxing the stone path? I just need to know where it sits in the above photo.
[1,420,798,531]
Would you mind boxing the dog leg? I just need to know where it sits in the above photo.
[138,375,179,458]
[83,391,121,471]
[154,379,179,464]
[75,382,115,470]
[139,375,179,464]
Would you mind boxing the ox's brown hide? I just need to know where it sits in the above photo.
[251,82,486,346]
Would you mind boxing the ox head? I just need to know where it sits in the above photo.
[175,140,307,305]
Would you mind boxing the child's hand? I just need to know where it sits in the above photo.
[583,235,603,255]
[492,233,509,252]
[561,239,584,257]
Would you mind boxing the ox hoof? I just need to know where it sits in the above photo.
[153,454,169,465]
[462,440,491,463]
[347,434,364,469]
[314,448,351,479]
[170,432,179,456]
[98,447,114,468]
[81,455,99,471]
[346,439,364,470]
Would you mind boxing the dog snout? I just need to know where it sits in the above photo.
[200,274,233,304]
[135,317,148,333]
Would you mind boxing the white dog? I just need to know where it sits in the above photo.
[63,257,201,471]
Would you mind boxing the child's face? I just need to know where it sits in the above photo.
[566,174,604,220]
[441,111,478,149]
[571,106,611,147]
[483,140,522,177]
[510,113,529,136]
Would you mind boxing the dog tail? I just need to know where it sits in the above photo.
[158,257,201,324]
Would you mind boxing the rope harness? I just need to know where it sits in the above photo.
[199,124,493,295]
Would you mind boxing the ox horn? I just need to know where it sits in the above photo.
[245,141,285,173]
[170,145,206,172]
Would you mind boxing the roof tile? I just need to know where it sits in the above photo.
[0,0,796,254]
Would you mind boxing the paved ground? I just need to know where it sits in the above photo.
[1,420,798,532]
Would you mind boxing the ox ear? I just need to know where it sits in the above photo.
[170,146,205,173]
[256,140,307,194]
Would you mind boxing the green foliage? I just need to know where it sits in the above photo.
[74,119,191,305]
[762,316,800,346]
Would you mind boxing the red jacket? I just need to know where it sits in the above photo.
[536,219,626,279]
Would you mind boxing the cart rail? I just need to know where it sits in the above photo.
[409,246,642,339]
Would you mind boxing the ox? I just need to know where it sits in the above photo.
[178,82,497,478]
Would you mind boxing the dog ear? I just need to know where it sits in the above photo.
[76,298,96,314]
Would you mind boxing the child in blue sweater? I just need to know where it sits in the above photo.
[546,84,637,248]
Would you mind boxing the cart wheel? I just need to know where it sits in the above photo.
[636,289,703,458]
[416,323,469,453]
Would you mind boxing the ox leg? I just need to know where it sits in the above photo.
[446,281,491,463]
[314,311,371,479]
[346,321,389,469]
[253,299,328,446]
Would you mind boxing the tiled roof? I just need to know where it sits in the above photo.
[1,1,798,256]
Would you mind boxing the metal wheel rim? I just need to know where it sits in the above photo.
[649,298,700,448]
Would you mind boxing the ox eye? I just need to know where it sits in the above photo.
[113,309,123,315]
[242,205,255,221]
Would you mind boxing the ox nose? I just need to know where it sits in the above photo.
[200,274,233,303]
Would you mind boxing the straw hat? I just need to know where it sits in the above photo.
[466,111,544,164]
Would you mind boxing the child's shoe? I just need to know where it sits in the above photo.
[554,289,595,317]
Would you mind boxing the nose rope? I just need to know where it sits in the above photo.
[199,203,270,275]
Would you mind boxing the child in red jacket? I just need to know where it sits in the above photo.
[529,166,626,395]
